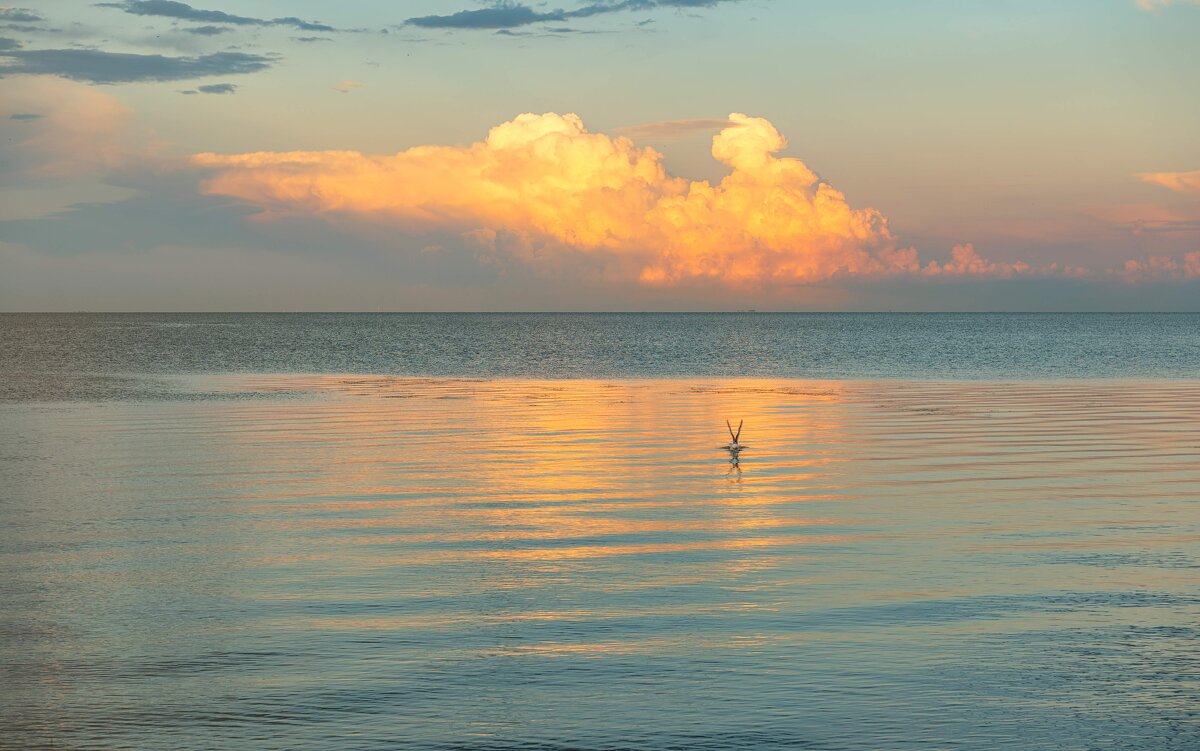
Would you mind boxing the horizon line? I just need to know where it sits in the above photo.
[3,310,1199,315]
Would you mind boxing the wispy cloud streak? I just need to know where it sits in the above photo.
[615,117,732,139]
[0,7,44,22]
[406,0,739,31]
[98,0,335,32]
[1138,170,1200,193]
[0,47,272,83]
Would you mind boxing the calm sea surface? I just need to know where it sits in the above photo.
[1,314,1198,750]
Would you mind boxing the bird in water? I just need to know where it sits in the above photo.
[724,419,745,452]
[724,419,746,470]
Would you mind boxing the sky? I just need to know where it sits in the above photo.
[1,0,1199,311]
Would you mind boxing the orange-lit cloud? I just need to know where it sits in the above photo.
[1116,251,1200,282]
[195,112,1043,287]
[1138,170,1200,193]
[922,243,1032,278]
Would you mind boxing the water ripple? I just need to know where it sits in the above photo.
[1,377,1197,749]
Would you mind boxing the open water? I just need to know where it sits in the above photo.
[1,314,1197,749]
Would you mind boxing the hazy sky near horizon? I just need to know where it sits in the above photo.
[2,0,1199,310]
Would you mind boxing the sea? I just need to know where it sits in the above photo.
[1,313,1197,750]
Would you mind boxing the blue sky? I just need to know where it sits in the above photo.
[2,1,1199,310]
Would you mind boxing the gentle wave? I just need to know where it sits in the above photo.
[1,377,1197,749]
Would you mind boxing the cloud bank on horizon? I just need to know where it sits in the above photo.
[193,112,1057,287]
[5,74,1189,296]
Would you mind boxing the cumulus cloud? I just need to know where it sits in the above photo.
[190,111,1041,288]
[1138,170,1200,193]
[0,47,272,83]
[1116,252,1200,282]
[0,90,1054,292]
[98,0,335,32]
[922,244,1031,278]
[9,93,1184,307]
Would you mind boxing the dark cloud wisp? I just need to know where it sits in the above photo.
[1,48,273,83]
[0,7,44,23]
[99,0,335,32]
[405,0,737,31]
[407,5,561,30]
[183,24,230,35]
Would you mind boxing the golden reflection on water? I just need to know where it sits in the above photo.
[175,376,1200,579]
[3,376,1199,749]
[191,377,860,568]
